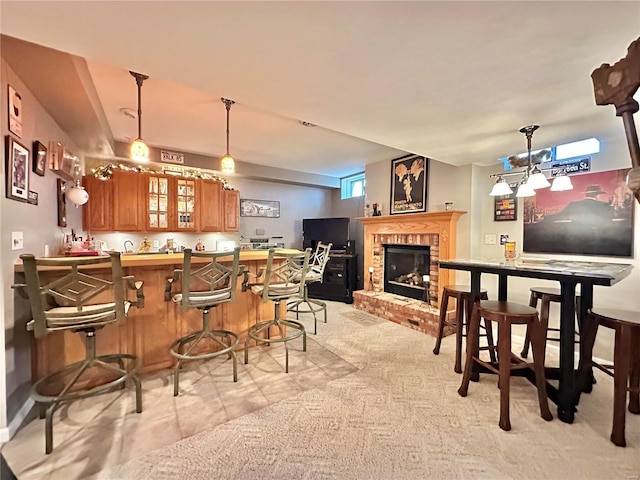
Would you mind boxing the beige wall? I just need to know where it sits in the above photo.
[1,59,83,434]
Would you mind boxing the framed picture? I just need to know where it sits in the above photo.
[48,142,76,181]
[494,192,517,221]
[8,85,22,138]
[240,198,280,218]
[27,190,38,205]
[32,140,47,176]
[57,178,67,227]
[5,135,30,202]
[523,168,634,257]
[390,155,429,214]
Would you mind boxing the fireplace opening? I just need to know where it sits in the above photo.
[383,244,431,301]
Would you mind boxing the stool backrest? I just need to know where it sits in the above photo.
[20,252,127,339]
[258,248,312,303]
[310,242,332,277]
[178,247,241,311]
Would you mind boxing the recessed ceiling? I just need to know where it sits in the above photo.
[1,1,638,178]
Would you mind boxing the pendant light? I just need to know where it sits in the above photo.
[220,98,236,174]
[65,160,89,207]
[129,71,150,162]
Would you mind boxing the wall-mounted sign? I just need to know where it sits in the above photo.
[494,193,517,221]
[549,157,591,176]
[161,150,184,164]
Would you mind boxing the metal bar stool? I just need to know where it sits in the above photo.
[244,248,312,373]
[433,285,496,373]
[286,242,332,334]
[458,300,553,431]
[166,247,242,396]
[581,308,640,447]
[520,286,580,359]
[14,252,144,454]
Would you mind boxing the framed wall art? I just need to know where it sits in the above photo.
[57,178,67,227]
[494,192,517,221]
[240,198,280,218]
[33,140,47,176]
[8,84,22,138]
[48,141,77,181]
[523,168,634,257]
[390,154,429,214]
[5,135,30,202]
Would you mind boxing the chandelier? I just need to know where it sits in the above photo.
[129,71,150,162]
[490,125,573,197]
[220,98,236,174]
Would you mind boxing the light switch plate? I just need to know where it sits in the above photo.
[484,234,497,245]
[12,231,24,250]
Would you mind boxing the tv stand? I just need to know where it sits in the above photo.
[308,253,357,304]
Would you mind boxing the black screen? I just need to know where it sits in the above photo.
[303,217,350,251]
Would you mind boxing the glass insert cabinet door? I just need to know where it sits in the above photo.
[147,175,170,230]
[176,178,196,230]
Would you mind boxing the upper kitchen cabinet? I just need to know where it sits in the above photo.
[144,174,198,232]
[112,170,144,231]
[223,189,240,232]
[198,178,223,232]
[82,174,113,231]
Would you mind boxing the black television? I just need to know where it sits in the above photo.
[303,217,350,252]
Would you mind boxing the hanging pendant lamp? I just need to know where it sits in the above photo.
[220,98,236,174]
[129,71,150,162]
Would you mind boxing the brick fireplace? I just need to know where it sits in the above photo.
[354,211,466,336]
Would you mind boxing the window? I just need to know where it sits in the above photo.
[341,173,365,199]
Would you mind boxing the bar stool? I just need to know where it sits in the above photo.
[520,287,580,359]
[286,242,332,334]
[583,308,640,447]
[433,285,496,373]
[458,300,553,431]
[166,247,242,396]
[15,252,144,454]
[244,248,312,373]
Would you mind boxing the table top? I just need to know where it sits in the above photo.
[439,257,634,285]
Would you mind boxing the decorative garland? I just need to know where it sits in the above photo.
[90,163,234,190]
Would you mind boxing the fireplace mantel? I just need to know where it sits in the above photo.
[358,210,466,299]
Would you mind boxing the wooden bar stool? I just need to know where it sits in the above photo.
[433,285,495,373]
[583,308,640,447]
[458,300,553,431]
[520,286,580,359]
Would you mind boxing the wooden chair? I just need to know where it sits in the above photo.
[287,242,332,334]
[520,286,580,360]
[582,308,640,447]
[244,248,312,372]
[165,247,242,396]
[433,285,496,373]
[458,300,553,431]
[15,252,144,454]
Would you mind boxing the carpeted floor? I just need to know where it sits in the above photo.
[90,302,638,480]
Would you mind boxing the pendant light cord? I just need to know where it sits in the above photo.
[130,72,149,140]
[222,98,235,156]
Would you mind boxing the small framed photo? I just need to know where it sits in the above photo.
[8,85,22,138]
[57,178,67,227]
[27,190,38,205]
[33,140,47,176]
[5,135,30,202]
[48,142,76,181]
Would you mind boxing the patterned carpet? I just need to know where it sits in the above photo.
[88,302,640,480]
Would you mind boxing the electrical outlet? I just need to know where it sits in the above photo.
[256,228,265,235]
[484,234,497,245]
[152,239,160,248]
[12,231,24,250]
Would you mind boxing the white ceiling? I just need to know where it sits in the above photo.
[1,1,639,179]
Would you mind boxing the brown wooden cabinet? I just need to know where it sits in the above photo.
[82,175,113,231]
[199,179,223,232]
[82,170,238,234]
[112,170,144,231]
[223,189,240,232]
